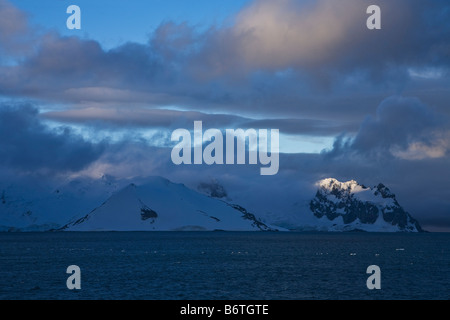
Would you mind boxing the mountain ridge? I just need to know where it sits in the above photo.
[308,178,423,232]
[0,176,424,232]
[60,177,277,232]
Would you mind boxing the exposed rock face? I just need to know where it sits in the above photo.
[309,178,423,232]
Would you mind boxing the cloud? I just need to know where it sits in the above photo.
[0,35,167,100]
[43,107,244,130]
[188,0,450,79]
[204,0,365,72]
[42,106,357,138]
[330,96,450,160]
[0,0,35,56]
[0,0,449,121]
[0,103,106,175]
[243,118,357,136]
[391,139,449,161]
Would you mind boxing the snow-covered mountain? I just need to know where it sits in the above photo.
[306,178,423,232]
[61,176,276,231]
[0,175,423,232]
[0,175,120,231]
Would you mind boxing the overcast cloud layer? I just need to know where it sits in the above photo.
[0,0,449,230]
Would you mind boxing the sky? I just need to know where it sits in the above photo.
[1,0,450,231]
[11,0,249,49]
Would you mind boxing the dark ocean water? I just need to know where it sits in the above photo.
[0,232,448,300]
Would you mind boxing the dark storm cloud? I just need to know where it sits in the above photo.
[0,0,449,122]
[327,96,450,160]
[0,103,106,174]
[0,36,165,100]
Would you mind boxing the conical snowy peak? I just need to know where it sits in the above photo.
[62,176,277,232]
[309,178,423,232]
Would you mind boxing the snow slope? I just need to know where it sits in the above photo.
[0,175,120,231]
[62,176,277,231]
